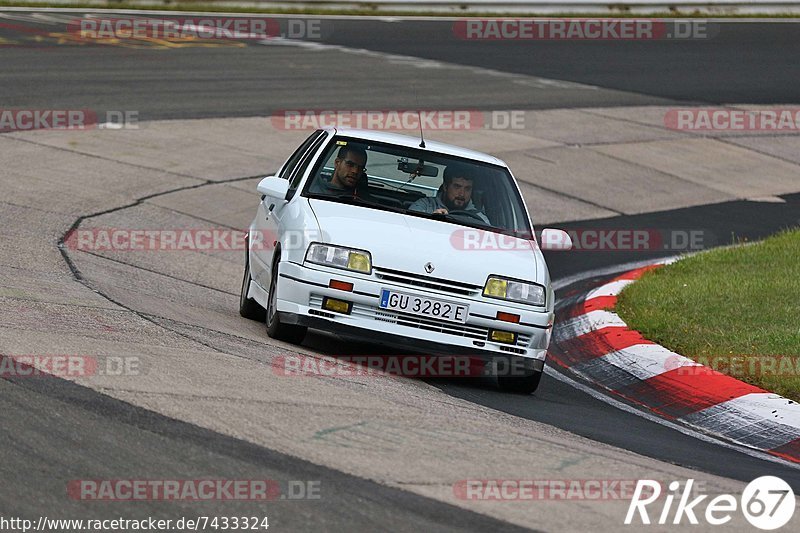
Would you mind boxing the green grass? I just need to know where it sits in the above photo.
[3,1,800,17]
[616,228,800,401]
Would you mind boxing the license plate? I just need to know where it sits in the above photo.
[379,289,468,324]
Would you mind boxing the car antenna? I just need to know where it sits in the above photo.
[417,109,426,149]
[414,86,426,148]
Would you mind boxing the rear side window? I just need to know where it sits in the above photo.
[288,132,329,191]
[278,130,324,180]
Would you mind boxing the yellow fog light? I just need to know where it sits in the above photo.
[323,297,352,315]
[347,252,371,273]
[489,329,517,344]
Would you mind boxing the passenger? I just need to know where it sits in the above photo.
[310,145,368,196]
[408,163,490,224]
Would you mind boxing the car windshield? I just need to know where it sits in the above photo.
[303,136,532,235]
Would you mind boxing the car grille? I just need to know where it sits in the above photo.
[309,295,531,347]
[372,266,482,297]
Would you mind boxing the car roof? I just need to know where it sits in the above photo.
[329,128,508,167]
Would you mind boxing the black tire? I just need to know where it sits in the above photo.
[497,370,542,395]
[239,251,266,321]
[266,257,307,344]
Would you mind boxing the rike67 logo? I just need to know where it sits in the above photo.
[625,477,795,530]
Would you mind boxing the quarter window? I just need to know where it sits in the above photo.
[278,130,324,180]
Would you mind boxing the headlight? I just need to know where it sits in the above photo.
[483,276,545,306]
[305,243,372,274]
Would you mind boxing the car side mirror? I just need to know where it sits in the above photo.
[540,228,573,251]
[257,176,290,202]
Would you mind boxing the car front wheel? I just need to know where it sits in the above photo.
[266,259,307,344]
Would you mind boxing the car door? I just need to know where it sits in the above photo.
[250,130,327,290]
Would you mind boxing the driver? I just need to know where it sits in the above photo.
[408,163,490,224]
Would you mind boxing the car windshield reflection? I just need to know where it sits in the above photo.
[304,136,532,236]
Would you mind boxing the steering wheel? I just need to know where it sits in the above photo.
[447,209,486,222]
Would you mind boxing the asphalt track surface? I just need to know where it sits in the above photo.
[0,370,530,531]
[2,10,800,529]
[323,20,800,105]
[2,16,800,118]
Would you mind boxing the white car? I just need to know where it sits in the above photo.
[240,128,571,393]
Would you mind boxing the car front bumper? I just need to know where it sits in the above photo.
[275,261,553,363]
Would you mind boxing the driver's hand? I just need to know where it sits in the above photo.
[433,208,449,215]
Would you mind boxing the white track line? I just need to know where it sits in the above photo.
[0,12,61,24]
[254,36,599,91]
[585,278,635,299]
[595,344,700,381]
[555,310,627,340]
[544,365,800,470]
[549,256,800,468]
[552,255,680,293]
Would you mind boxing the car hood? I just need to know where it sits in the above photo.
[308,199,542,285]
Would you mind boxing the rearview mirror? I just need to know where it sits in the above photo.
[540,228,573,251]
[397,160,439,177]
[257,176,290,201]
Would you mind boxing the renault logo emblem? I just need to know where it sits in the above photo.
[424,262,435,273]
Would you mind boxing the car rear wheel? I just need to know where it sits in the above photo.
[497,370,542,394]
[266,259,307,344]
[239,252,266,321]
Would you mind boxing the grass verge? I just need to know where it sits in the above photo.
[617,228,800,401]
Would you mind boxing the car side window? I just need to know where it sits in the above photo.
[288,133,328,191]
[278,130,323,180]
